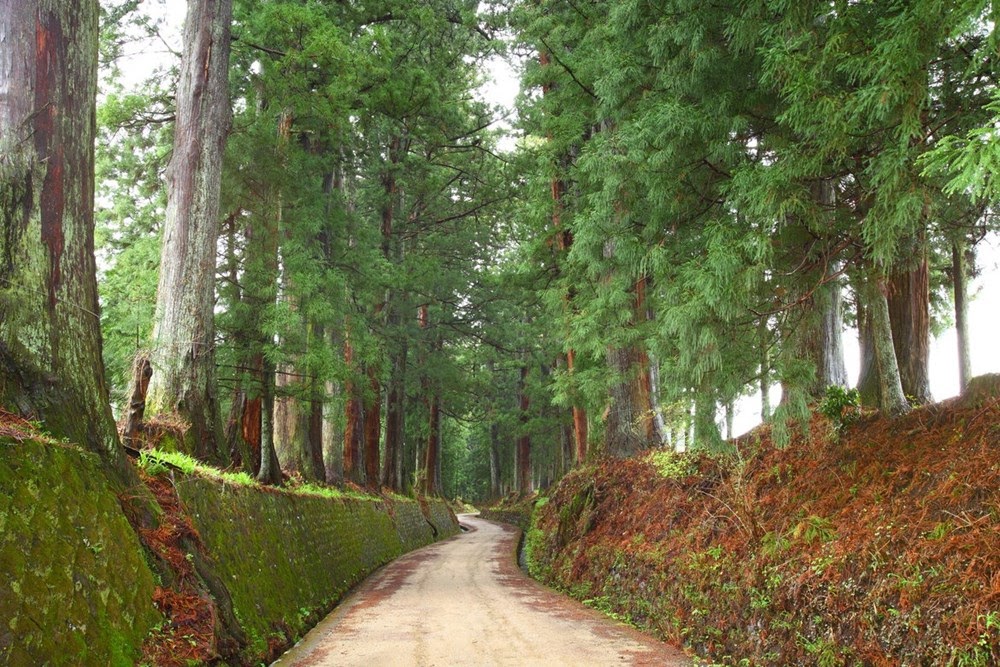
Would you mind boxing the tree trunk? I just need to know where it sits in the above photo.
[759,317,772,421]
[146,0,233,463]
[423,394,441,496]
[304,323,325,482]
[256,357,282,485]
[488,421,501,499]
[602,272,655,458]
[887,245,932,404]
[382,341,406,490]
[953,239,972,393]
[273,364,300,472]
[343,331,364,485]
[567,350,589,463]
[362,364,381,490]
[694,381,723,451]
[862,275,911,417]
[516,365,531,495]
[123,353,153,449]
[0,0,134,482]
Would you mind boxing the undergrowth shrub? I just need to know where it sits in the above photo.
[819,385,861,431]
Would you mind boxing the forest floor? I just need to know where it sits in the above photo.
[271,514,689,666]
[522,382,1000,665]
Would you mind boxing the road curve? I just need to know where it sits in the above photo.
[272,514,690,667]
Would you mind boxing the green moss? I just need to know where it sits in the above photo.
[0,439,159,666]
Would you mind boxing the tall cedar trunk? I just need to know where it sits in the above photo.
[857,300,879,407]
[424,394,441,496]
[887,248,932,404]
[516,365,531,495]
[0,0,134,483]
[146,0,232,462]
[541,48,588,464]
[566,350,588,462]
[694,378,722,451]
[382,340,406,490]
[602,272,655,458]
[953,239,972,392]
[343,331,364,485]
[489,421,501,499]
[779,181,847,405]
[273,364,299,471]
[759,317,772,421]
[861,275,911,416]
[274,322,324,482]
[228,110,284,478]
[304,323,325,481]
[418,305,442,495]
[363,365,381,490]
[256,356,282,484]
[307,387,324,482]
[378,137,409,489]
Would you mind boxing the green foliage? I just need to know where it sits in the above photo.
[791,515,837,545]
[646,450,695,480]
[819,386,862,432]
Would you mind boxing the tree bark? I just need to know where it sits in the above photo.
[146,0,233,463]
[256,357,282,485]
[343,331,364,485]
[382,340,406,490]
[516,365,531,495]
[861,275,911,417]
[953,239,972,393]
[0,0,134,482]
[887,245,932,404]
[362,364,381,490]
[602,274,655,458]
[424,393,441,496]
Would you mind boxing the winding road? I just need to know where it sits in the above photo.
[272,514,690,666]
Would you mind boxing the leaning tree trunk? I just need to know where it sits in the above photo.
[146,0,233,463]
[0,0,133,483]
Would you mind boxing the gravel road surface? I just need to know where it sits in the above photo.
[272,514,690,666]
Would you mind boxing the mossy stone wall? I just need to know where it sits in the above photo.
[0,437,459,665]
[0,439,159,666]
[175,479,459,659]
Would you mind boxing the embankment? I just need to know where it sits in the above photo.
[0,437,458,665]
[523,394,1000,665]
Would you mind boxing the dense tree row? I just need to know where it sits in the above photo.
[4,0,999,503]
[512,0,1000,458]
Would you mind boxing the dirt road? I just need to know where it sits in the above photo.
[273,514,690,666]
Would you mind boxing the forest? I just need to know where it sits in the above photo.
[3,0,1000,664]
[2,0,1000,499]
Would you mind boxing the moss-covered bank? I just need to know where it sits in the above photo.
[0,439,159,666]
[524,397,1000,666]
[0,436,458,665]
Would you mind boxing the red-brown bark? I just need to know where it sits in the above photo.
[0,0,132,482]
